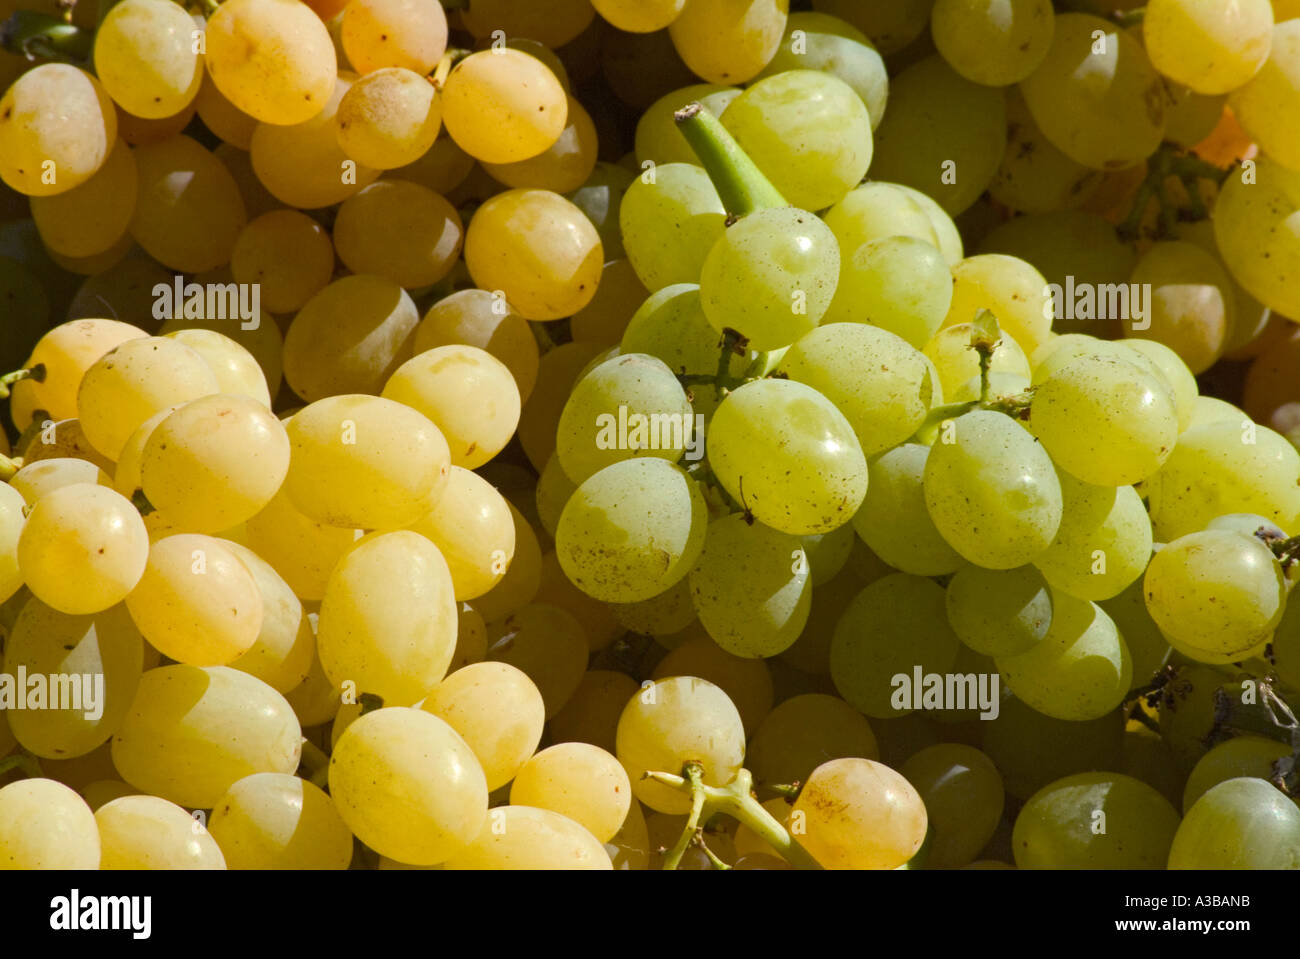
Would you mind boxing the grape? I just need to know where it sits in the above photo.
[990,90,1103,215]
[823,181,941,253]
[130,135,247,273]
[758,12,889,129]
[746,694,878,788]
[593,0,685,32]
[510,743,632,844]
[1146,420,1300,540]
[463,188,603,321]
[924,323,1030,399]
[668,0,788,85]
[518,342,606,469]
[1169,778,1300,868]
[283,275,419,401]
[830,573,961,719]
[550,671,639,755]
[995,590,1130,721]
[244,489,360,603]
[208,773,352,870]
[472,502,542,623]
[422,661,545,790]
[568,162,634,259]
[1143,530,1286,661]
[823,236,953,348]
[0,65,117,197]
[620,163,727,290]
[194,72,257,150]
[206,0,336,125]
[568,259,647,347]
[793,757,928,869]
[932,0,1055,87]
[221,542,313,694]
[1032,473,1152,602]
[923,410,1062,569]
[1119,339,1198,433]
[1013,772,1180,868]
[869,56,1007,216]
[16,319,147,423]
[1123,241,1233,374]
[414,289,540,403]
[318,530,458,705]
[854,444,963,576]
[141,394,290,533]
[484,96,599,194]
[943,254,1054,358]
[707,378,867,536]
[408,466,514,602]
[1019,14,1165,171]
[2,599,142,759]
[1230,20,1300,171]
[0,779,100,869]
[250,75,380,210]
[1029,354,1178,487]
[981,695,1124,800]
[17,484,148,615]
[112,665,301,808]
[93,0,202,119]
[283,394,450,530]
[29,138,137,259]
[229,210,334,317]
[945,565,1050,658]
[163,329,271,409]
[460,0,594,49]
[330,706,487,865]
[333,182,463,290]
[441,50,567,165]
[1100,580,1170,690]
[901,744,1004,868]
[811,0,935,54]
[389,133,475,195]
[651,632,774,734]
[1212,156,1300,319]
[442,806,612,870]
[94,795,225,869]
[10,458,108,506]
[616,676,746,814]
[1162,82,1228,148]
[485,604,589,719]
[1145,0,1273,95]
[336,68,442,171]
[720,71,871,212]
[1183,738,1292,812]
[636,84,742,167]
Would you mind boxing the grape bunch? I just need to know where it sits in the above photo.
[1,0,1300,874]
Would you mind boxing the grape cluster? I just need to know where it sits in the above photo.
[1,0,1300,873]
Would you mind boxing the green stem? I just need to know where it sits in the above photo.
[0,364,43,401]
[0,749,44,779]
[970,310,999,406]
[0,10,94,62]
[696,834,732,870]
[662,763,707,871]
[909,401,980,445]
[673,103,787,217]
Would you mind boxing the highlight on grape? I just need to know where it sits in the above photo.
[0,0,1299,880]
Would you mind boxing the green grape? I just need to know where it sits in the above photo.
[441,49,566,164]
[163,329,271,409]
[283,274,419,402]
[1118,339,1198,433]
[112,664,301,808]
[283,394,450,531]
[995,590,1131,721]
[811,0,935,54]
[208,773,351,870]
[536,455,576,541]
[472,502,542,623]
[334,182,461,289]
[869,56,1007,216]
[125,533,262,666]
[318,530,458,706]
[688,513,811,659]
[408,466,515,602]
[592,0,684,31]
[442,806,612,870]
[2,599,142,759]
[823,236,953,349]
[463,188,602,321]
[746,693,878,788]
[1123,241,1233,374]
[637,84,744,166]
[1146,420,1300,540]
[981,696,1125,800]
[1212,156,1300,319]
[611,578,696,637]
[923,323,1030,398]
[668,0,788,85]
[17,484,149,616]
[222,542,313,694]
[946,565,1052,658]
[923,410,1062,569]
[989,89,1103,215]
[93,0,202,119]
[830,573,962,719]
[1019,13,1165,170]
[651,632,775,735]
[336,67,441,171]
[94,795,225,869]
[853,444,963,576]
[1029,354,1178,487]
[567,162,634,260]
[1100,579,1171,690]
[1162,83,1228,148]
[484,96,599,194]
[616,676,746,814]
[1143,530,1286,661]
[758,12,889,129]
[901,744,1004,869]
[1230,20,1300,171]
[1277,591,1300,690]
[1145,0,1273,95]
[619,163,726,291]
[382,345,520,470]
[943,254,1054,358]
[720,71,871,212]
[618,284,742,384]
[555,353,694,484]
[1032,473,1151,602]
[1013,772,1181,868]
[549,670,639,756]
[931,0,1055,86]
[823,181,941,251]
[158,309,284,400]
[892,184,965,267]
[0,779,100,869]
[792,757,928,869]
[799,523,855,587]
[230,210,335,317]
[1183,738,1292,813]
[30,138,137,259]
[1169,778,1300,868]
[1158,665,1243,769]
[414,289,540,403]
[0,65,117,197]
[330,706,487,865]
[510,743,632,844]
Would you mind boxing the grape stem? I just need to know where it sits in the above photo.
[1210,680,1300,796]
[1268,535,1300,570]
[661,763,707,870]
[0,363,44,402]
[970,310,1000,406]
[1116,144,1231,242]
[0,10,93,63]
[0,749,44,779]
[430,48,471,90]
[645,766,822,870]
[695,833,732,870]
[673,103,787,218]
[298,738,331,791]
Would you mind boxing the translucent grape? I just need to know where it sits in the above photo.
[29,138,137,259]
[485,604,589,719]
[636,84,742,167]
[932,0,1055,87]
[823,235,953,348]
[668,0,788,85]
[1212,156,1300,319]
[1183,738,1292,813]
[221,542,313,694]
[0,778,100,868]
[758,12,889,129]
[194,72,257,150]
[1229,20,1300,171]
[510,743,631,844]
[593,0,685,32]
[441,49,567,164]
[162,329,271,409]
[389,133,475,195]
[1145,0,1273,95]
[810,0,935,54]
[407,466,514,601]
[518,341,606,470]
[413,289,539,403]
[567,161,634,259]
[793,757,928,869]
[208,773,352,870]
[333,181,463,290]
[1032,473,1152,602]
[243,489,360,602]
[746,694,877,788]
[94,795,225,869]
[1123,241,1232,374]
[620,163,726,291]
[230,210,335,316]
[336,67,442,171]
[823,180,940,254]
[10,458,108,506]
[946,565,1051,658]
[943,254,1054,358]
[923,323,1030,399]
[15,319,147,423]
[550,670,639,755]
[901,743,1004,868]
[472,502,542,623]
[442,806,612,870]
[989,89,1102,215]
[0,65,117,197]
[483,96,599,194]
[459,0,594,49]
[650,632,774,734]
[93,0,202,119]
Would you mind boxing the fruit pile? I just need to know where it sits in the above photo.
[1,0,1300,872]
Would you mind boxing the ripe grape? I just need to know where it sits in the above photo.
[758,12,889,129]
[222,542,313,694]
[823,235,953,348]
[619,163,726,291]
[854,444,963,576]
[483,96,599,194]
[230,210,335,316]
[746,694,878,788]
[486,604,589,718]
[668,0,788,85]
[93,0,203,119]
[650,632,775,734]
[441,50,568,164]
[636,84,742,167]
[333,181,463,289]
[162,329,272,409]
[792,757,928,869]
[336,68,442,171]
[943,254,1054,357]
[29,138,137,259]
[459,0,595,49]
[1168,778,1300,868]
[407,466,515,601]
[510,743,632,844]
[1212,155,1300,319]
[1230,20,1300,171]
[414,289,540,403]
[208,773,352,870]
[442,806,613,870]
[16,318,147,423]
[932,0,1055,87]
[95,795,225,869]
[0,779,100,869]
[1182,738,1293,813]
[1144,0,1274,95]
[550,670,639,755]
[989,90,1103,215]
[901,744,1004,868]
[1032,473,1152,602]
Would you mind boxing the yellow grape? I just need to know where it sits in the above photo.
[222,542,314,694]
[441,49,569,164]
[550,670,640,755]
[80,780,138,811]
[1230,20,1300,172]
[95,795,225,869]
[593,0,685,32]
[900,743,1004,869]
[407,466,515,601]
[448,602,488,672]
[0,779,100,869]
[206,0,337,125]
[942,254,1055,357]
[332,182,463,289]
[570,259,648,346]
[230,210,335,316]
[341,0,448,74]
[194,71,258,149]
[212,141,280,218]
[518,341,606,469]
[93,0,203,119]
[244,489,362,602]
[161,328,271,409]
[651,632,775,736]
[482,96,599,194]
[10,457,109,506]
[283,647,342,728]
[208,773,352,870]
[114,99,197,147]
[336,67,442,170]
[535,551,622,652]
[460,0,595,48]
[746,694,878,788]
[668,0,788,84]
[510,743,632,844]
[455,501,541,623]
[442,805,612,869]
[0,64,117,197]
[792,757,928,869]
[29,138,137,259]
[413,289,540,402]
[18,318,147,422]
[388,133,476,194]
[486,604,589,719]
